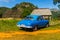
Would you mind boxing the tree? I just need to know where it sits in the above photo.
[53,0,60,9]
[0,7,10,18]
[2,9,12,18]
[51,10,60,19]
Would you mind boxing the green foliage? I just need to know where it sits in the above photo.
[51,11,60,19]
[58,5,60,9]
[0,7,10,18]
[0,2,37,18]
[12,2,38,18]
[0,20,20,32]
[53,0,60,9]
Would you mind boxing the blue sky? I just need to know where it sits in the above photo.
[0,0,58,9]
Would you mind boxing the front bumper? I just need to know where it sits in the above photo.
[17,24,32,28]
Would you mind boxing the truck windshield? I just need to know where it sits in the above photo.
[24,16,33,20]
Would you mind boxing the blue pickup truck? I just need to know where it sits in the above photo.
[17,15,49,30]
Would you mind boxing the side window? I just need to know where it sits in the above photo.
[37,16,43,20]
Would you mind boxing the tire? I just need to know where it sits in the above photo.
[19,27,25,30]
[33,26,38,31]
[46,24,49,27]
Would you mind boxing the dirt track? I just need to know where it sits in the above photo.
[0,29,60,38]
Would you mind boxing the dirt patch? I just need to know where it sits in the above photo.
[0,29,60,38]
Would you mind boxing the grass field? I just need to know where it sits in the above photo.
[0,19,60,32]
[0,19,60,40]
[0,19,20,32]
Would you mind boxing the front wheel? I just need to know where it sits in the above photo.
[33,26,38,31]
[46,24,49,27]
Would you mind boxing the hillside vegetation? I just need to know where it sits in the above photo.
[0,2,60,20]
[51,10,60,20]
[0,2,37,18]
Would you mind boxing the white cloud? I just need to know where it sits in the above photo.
[0,0,15,3]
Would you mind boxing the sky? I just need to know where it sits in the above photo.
[0,0,58,9]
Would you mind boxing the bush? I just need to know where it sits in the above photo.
[51,11,60,20]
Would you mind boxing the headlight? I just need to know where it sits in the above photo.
[17,24,21,27]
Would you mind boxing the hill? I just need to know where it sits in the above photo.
[0,2,37,18]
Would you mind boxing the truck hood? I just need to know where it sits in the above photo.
[17,19,33,26]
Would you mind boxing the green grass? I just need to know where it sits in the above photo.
[0,19,60,40]
[0,19,60,32]
[0,20,21,32]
